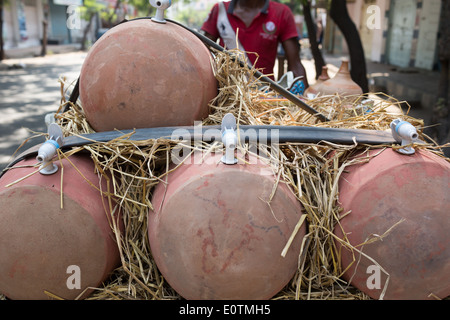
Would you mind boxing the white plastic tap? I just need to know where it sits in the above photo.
[37,123,64,175]
[149,0,171,23]
[390,119,420,155]
[221,113,238,165]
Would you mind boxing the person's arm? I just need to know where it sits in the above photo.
[282,37,309,88]
[200,3,220,42]
[202,31,218,42]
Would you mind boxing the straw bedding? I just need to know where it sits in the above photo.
[8,48,449,300]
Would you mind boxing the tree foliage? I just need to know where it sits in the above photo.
[173,3,213,29]
[79,0,105,24]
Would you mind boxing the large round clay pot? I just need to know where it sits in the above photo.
[79,19,218,132]
[335,148,450,300]
[319,60,363,97]
[0,154,121,300]
[148,153,305,300]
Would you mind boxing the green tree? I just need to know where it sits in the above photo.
[173,4,212,29]
[100,0,182,25]
[128,0,155,17]
[80,0,105,50]
[103,0,123,26]
[99,0,148,25]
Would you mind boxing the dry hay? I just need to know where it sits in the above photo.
[11,47,448,300]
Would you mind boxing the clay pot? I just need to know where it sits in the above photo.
[335,148,450,300]
[148,153,305,300]
[304,66,330,97]
[80,19,218,132]
[316,60,363,97]
[0,154,121,300]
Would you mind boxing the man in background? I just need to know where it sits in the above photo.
[201,0,309,89]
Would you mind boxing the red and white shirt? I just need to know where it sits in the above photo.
[201,0,299,77]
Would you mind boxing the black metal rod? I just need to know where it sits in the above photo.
[61,125,394,146]
[1,124,394,178]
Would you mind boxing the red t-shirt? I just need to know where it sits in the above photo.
[201,0,299,77]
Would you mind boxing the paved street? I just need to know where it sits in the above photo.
[0,51,86,171]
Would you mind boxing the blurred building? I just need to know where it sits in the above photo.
[2,0,84,49]
[3,0,44,49]
[323,0,442,71]
[2,0,141,51]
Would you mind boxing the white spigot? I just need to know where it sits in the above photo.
[390,119,419,155]
[149,0,171,23]
[221,113,238,165]
[45,112,56,127]
[37,123,64,175]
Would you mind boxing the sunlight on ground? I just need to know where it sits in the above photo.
[0,52,85,170]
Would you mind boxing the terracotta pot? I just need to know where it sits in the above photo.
[148,153,305,300]
[317,60,363,97]
[335,148,450,300]
[80,19,218,132]
[304,66,330,97]
[0,154,121,300]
